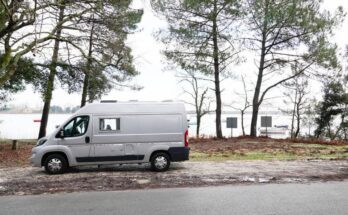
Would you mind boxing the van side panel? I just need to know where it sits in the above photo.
[90,114,185,163]
[122,114,185,162]
[93,114,183,143]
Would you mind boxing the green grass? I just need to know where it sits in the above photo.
[190,151,297,161]
[0,139,36,145]
[314,153,348,159]
[291,143,348,149]
[190,150,348,161]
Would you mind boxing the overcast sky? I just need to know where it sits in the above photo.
[9,0,348,111]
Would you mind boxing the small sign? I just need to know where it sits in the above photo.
[226,117,238,128]
[261,116,272,127]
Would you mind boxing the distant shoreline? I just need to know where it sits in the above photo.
[0,111,284,115]
[0,112,72,114]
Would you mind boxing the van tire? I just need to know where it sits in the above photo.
[151,152,170,172]
[44,154,68,174]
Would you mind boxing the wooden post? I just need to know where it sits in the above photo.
[12,140,17,150]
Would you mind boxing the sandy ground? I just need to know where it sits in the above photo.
[0,159,347,196]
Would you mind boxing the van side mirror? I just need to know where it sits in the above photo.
[59,129,64,138]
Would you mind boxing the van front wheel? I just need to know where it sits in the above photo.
[44,154,67,174]
[151,152,170,172]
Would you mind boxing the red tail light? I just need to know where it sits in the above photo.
[184,130,189,147]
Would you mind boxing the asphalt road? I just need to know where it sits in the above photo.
[0,182,347,215]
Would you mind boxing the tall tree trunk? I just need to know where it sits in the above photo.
[250,0,269,137]
[80,20,95,107]
[250,45,266,137]
[38,2,65,139]
[295,115,300,138]
[80,72,89,107]
[308,123,311,137]
[196,114,201,138]
[294,93,301,138]
[290,89,298,138]
[344,110,347,140]
[212,0,223,138]
[241,110,245,136]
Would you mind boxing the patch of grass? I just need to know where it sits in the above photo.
[243,151,299,160]
[314,153,348,159]
[0,139,36,145]
[189,150,348,161]
[292,143,348,152]
[189,139,348,162]
[291,143,328,148]
[190,151,297,161]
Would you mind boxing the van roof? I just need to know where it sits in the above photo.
[76,102,186,115]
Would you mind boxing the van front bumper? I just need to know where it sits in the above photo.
[30,146,43,167]
[168,147,190,162]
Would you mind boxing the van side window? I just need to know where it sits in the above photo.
[99,118,120,131]
[63,116,89,137]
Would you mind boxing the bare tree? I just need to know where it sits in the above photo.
[179,71,212,138]
[281,73,309,138]
[229,75,252,136]
[302,98,317,137]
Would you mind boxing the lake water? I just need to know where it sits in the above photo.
[188,112,293,138]
[0,114,71,139]
[0,112,296,140]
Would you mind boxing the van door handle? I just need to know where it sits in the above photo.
[85,136,90,144]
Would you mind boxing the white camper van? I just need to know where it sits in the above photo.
[31,101,189,174]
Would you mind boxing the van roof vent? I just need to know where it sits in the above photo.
[128,100,138,102]
[100,100,117,103]
[162,100,173,102]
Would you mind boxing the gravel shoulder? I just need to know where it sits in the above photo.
[0,159,347,196]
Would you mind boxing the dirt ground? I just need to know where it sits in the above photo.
[0,159,347,196]
[0,141,33,168]
[1,138,347,168]
[190,137,348,153]
[0,138,347,196]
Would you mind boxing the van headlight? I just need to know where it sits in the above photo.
[37,138,47,146]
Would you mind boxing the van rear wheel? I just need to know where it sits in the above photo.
[151,152,170,172]
[44,154,67,174]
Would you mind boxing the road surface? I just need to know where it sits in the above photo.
[1,182,347,215]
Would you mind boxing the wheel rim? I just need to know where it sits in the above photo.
[47,158,62,172]
[154,156,168,169]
